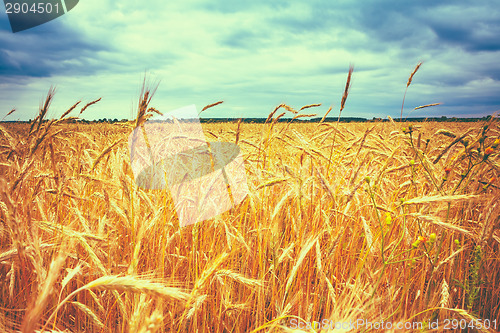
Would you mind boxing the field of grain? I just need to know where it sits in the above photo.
[1,86,500,332]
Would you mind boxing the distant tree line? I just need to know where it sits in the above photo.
[199,115,495,123]
[59,118,130,124]
[1,115,494,124]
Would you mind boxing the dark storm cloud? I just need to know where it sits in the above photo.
[0,11,11,31]
[353,0,500,53]
[486,68,500,82]
[0,29,179,85]
[427,20,500,52]
[0,18,108,79]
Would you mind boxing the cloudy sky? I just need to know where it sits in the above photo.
[1,0,499,121]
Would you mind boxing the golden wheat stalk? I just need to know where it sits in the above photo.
[326,64,354,173]
[185,294,208,320]
[60,101,81,119]
[412,214,471,235]
[216,269,263,289]
[340,65,354,113]
[440,278,450,308]
[235,118,242,144]
[137,309,163,333]
[433,129,473,164]
[407,62,422,88]
[29,86,56,137]
[271,112,286,125]
[193,252,229,293]
[318,105,333,125]
[70,301,104,330]
[134,76,159,128]
[60,263,82,292]
[403,194,478,205]
[414,103,441,110]
[41,275,189,332]
[256,177,289,190]
[200,100,224,114]
[479,200,500,246]
[283,235,321,302]
[400,61,423,120]
[265,104,283,123]
[299,103,321,111]
[21,252,67,333]
[433,245,468,274]
[1,108,16,121]
[78,97,102,116]
[315,241,337,304]
[91,139,123,171]
[291,113,317,120]
[281,104,298,114]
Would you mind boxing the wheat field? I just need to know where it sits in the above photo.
[1,77,500,332]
